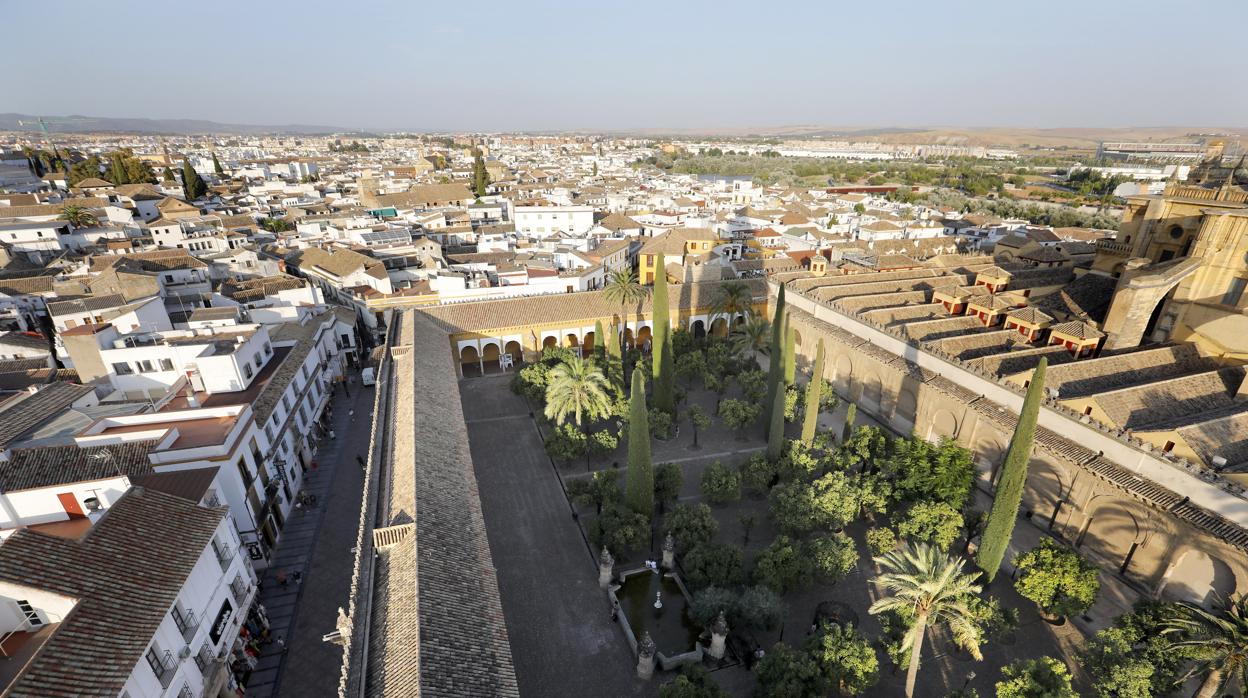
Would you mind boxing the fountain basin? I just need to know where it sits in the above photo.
[609,567,703,671]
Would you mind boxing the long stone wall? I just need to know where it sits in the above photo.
[780,283,1248,607]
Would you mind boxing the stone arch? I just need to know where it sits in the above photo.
[482,342,501,367]
[733,314,747,328]
[504,340,523,364]
[710,318,728,337]
[542,335,558,350]
[893,387,918,434]
[1159,547,1238,606]
[565,332,580,347]
[459,344,480,376]
[636,326,652,347]
[793,329,803,349]
[927,409,958,440]
[691,320,706,338]
[583,331,596,352]
[832,354,853,393]
[1026,458,1071,532]
[972,432,1008,483]
[1076,499,1151,577]
[860,371,882,412]
[623,327,635,348]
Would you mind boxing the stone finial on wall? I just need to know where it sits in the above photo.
[636,631,657,679]
[598,546,614,589]
[709,611,728,660]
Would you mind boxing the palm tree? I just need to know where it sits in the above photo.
[730,315,771,365]
[711,280,753,333]
[1162,595,1248,698]
[869,542,984,698]
[544,356,612,428]
[59,203,97,228]
[602,268,649,329]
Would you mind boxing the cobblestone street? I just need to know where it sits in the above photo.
[244,380,372,698]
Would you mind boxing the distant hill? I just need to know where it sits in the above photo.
[0,113,348,136]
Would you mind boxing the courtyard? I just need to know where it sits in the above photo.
[460,362,1088,697]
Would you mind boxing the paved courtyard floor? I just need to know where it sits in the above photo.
[461,375,650,696]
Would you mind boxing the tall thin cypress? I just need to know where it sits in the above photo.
[212,152,224,175]
[842,402,857,443]
[651,253,675,414]
[593,319,606,360]
[977,358,1047,582]
[801,339,826,445]
[110,152,129,185]
[605,321,623,392]
[767,382,786,461]
[764,283,787,438]
[624,367,654,519]
[182,160,206,201]
[783,316,796,386]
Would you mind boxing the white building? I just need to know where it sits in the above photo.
[0,486,257,698]
[513,204,594,236]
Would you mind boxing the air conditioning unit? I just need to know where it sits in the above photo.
[178,645,192,659]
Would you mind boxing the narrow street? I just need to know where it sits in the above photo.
[244,378,372,698]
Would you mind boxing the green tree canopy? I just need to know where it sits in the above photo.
[1012,539,1100,619]
[995,657,1077,698]
[664,503,717,552]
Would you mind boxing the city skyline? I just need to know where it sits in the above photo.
[8,0,1248,132]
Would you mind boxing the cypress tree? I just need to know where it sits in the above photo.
[767,381,786,461]
[110,152,129,185]
[783,316,796,386]
[473,151,489,198]
[801,339,826,445]
[651,253,675,414]
[764,283,787,438]
[842,402,857,443]
[212,152,224,175]
[182,160,206,201]
[977,358,1048,582]
[605,321,623,392]
[624,367,654,519]
[594,319,606,360]
[163,167,175,183]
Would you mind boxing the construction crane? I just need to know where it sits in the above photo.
[16,116,93,155]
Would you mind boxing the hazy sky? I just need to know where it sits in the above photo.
[8,0,1247,132]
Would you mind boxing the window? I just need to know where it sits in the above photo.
[243,363,254,379]
[112,362,134,375]
[136,360,155,373]
[159,358,175,371]
[15,600,41,627]
[1168,225,1184,240]
[1223,277,1247,307]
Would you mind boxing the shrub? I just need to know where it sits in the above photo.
[737,369,768,402]
[654,462,683,509]
[649,407,674,439]
[753,535,813,593]
[995,657,1077,698]
[700,461,741,503]
[740,452,778,496]
[544,423,586,463]
[755,642,823,698]
[807,533,859,583]
[664,503,718,552]
[809,470,860,530]
[896,501,964,551]
[1013,539,1100,619]
[689,586,737,627]
[592,503,648,556]
[736,585,784,631]
[683,543,745,590]
[805,622,879,696]
[866,527,897,556]
[775,440,821,482]
[658,664,727,698]
[719,398,761,434]
[783,385,801,422]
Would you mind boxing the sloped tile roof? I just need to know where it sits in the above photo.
[0,440,157,492]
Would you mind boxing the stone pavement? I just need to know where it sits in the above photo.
[460,375,651,697]
[244,381,372,698]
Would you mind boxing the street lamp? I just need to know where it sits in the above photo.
[963,671,976,691]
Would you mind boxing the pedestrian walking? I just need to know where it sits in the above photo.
[275,635,287,654]
[329,429,336,440]
[356,455,366,468]
[292,571,303,585]
[348,408,355,421]
[276,571,288,588]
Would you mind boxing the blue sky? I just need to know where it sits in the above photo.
[8,0,1247,131]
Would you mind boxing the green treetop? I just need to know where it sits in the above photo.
[110,152,130,185]
[783,317,796,386]
[625,367,654,519]
[977,358,1047,581]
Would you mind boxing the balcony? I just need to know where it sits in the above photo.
[211,540,235,573]
[150,650,177,689]
[230,574,251,606]
[173,607,200,643]
[1095,238,1133,258]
